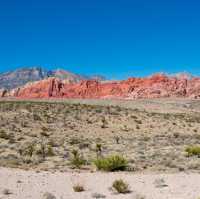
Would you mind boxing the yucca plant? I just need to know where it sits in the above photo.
[70,149,86,169]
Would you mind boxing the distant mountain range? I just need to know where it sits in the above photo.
[1,72,200,99]
[2,67,200,100]
[0,67,106,90]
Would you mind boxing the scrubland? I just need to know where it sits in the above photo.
[1,98,200,198]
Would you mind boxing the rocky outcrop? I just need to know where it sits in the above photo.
[2,73,200,99]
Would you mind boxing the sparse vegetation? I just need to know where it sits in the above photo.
[24,142,35,157]
[114,136,120,144]
[95,143,102,157]
[73,184,85,192]
[1,99,200,199]
[70,149,86,169]
[112,179,130,194]
[101,116,108,128]
[94,155,128,171]
[0,130,10,140]
[2,188,12,195]
[185,146,200,157]
[42,192,56,199]
[0,99,200,172]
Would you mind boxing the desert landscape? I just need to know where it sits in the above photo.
[1,98,200,198]
[2,0,200,197]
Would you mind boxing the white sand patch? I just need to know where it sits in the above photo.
[1,167,200,199]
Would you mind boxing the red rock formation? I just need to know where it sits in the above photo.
[0,89,7,97]
[2,74,200,99]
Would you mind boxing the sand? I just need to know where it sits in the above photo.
[1,167,200,199]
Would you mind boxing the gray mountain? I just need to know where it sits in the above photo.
[0,67,106,90]
[0,67,48,90]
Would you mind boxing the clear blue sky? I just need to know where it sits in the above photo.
[1,0,200,79]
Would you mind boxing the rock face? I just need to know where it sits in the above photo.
[3,73,200,99]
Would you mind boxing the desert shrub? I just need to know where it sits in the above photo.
[114,136,120,144]
[79,142,90,150]
[136,125,140,129]
[42,192,56,199]
[70,149,86,169]
[185,146,200,157]
[37,141,47,160]
[69,137,81,145]
[95,143,102,157]
[36,141,54,160]
[95,108,102,113]
[2,188,12,195]
[112,179,130,194]
[73,184,85,192]
[33,113,42,121]
[101,117,108,128]
[94,155,128,171]
[40,131,50,137]
[135,119,142,124]
[122,125,128,131]
[46,145,55,156]
[24,143,35,157]
[8,136,16,144]
[0,130,10,140]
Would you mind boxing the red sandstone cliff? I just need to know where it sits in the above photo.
[2,74,200,99]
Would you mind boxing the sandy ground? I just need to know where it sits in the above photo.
[1,97,200,113]
[1,168,200,199]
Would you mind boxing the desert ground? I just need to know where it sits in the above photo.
[1,167,200,199]
[1,98,200,198]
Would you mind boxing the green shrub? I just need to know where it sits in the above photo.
[35,141,54,160]
[24,143,35,157]
[73,184,85,192]
[112,179,130,194]
[70,149,86,169]
[185,146,200,157]
[46,145,55,156]
[95,143,102,157]
[94,155,128,171]
[0,130,10,140]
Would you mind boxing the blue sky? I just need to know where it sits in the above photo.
[1,0,200,79]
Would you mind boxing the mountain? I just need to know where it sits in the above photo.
[2,73,200,99]
[46,69,85,82]
[0,67,106,90]
[0,67,49,90]
[89,75,106,81]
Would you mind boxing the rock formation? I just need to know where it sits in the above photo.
[2,73,200,99]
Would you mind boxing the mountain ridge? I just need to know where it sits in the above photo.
[1,73,200,99]
[0,67,106,90]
